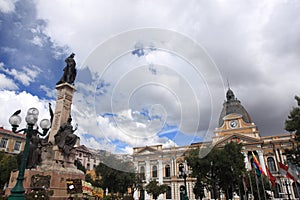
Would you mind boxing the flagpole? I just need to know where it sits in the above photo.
[254,170,261,200]
[248,172,254,199]
[260,175,267,200]
[242,174,247,200]
[294,180,300,199]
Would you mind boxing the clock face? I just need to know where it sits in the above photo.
[229,120,238,128]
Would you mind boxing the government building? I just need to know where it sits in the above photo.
[132,88,299,200]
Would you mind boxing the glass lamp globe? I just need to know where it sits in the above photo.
[27,108,39,117]
[40,119,51,130]
[9,115,22,126]
[25,114,38,125]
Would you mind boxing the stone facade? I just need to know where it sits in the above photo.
[0,127,25,154]
[132,89,299,200]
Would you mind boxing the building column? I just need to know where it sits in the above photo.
[257,150,267,173]
[133,160,139,200]
[243,152,249,170]
[158,158,163,200]
[158,158,163,184]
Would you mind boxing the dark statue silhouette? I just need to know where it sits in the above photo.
[56,53,77,85]
[54,116,78,156]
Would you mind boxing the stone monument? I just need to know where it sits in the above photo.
[6,53,84,200]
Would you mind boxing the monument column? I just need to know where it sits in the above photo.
[48,83,76,143]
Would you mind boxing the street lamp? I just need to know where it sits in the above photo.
[179,163,189,200]
[8,108,51,200]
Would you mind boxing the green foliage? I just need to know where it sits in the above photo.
[95,155,135,195]
[0,151,18,191]
[186,142,245,200]
[193,178,205,200]
[74,159,86,173]
[145,179,168,200]
[285,95,300,166]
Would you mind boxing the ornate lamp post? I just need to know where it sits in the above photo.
[8,108,51,200]
[179,163,189,200]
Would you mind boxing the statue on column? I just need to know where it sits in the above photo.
[54,116,79,156]
[56,53,77,85]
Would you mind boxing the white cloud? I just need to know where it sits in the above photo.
[0,73,18,90]
[40,85,56,98]
[0,90,52,129]
[1,0,297,152]
[30,36,44,47]
[0,0,17,13]
[1,65,41,86]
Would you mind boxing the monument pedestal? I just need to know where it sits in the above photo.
[6,145,84,200]
[6,82,84,200]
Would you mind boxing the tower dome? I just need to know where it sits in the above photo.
[218,88,252,127]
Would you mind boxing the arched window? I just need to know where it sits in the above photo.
[274,183,282,198]
[87,163,90,170]
[293,182,300,198]
[140,166,145,180]
[165,164,171,177]
[166,186,172,199]
[152,165,157,177]
[267,157,276,172]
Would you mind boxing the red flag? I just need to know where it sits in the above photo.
[242,174,248,191]
[266,167,276,188]
[279,162,296,180]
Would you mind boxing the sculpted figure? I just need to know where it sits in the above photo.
[56,53,77,85]
[54,116,78,156]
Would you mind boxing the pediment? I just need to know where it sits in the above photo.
[135,146,161,154]
[214,133,261,147]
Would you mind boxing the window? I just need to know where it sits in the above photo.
[293,182,300,198]
[79,153,82,157]
[140,166,145,180]
[273,183,282,198]
[152,165,157,177]
[166,186,172,199]
[165,164,171,177]
[267,157,276,172]
[14,141,22,151]
[87,163,90,170]
[0,138,8,148]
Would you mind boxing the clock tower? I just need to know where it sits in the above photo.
[212,88,260,144]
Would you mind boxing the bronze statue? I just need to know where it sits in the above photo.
[56,53,77,85]
[54,116,78,156]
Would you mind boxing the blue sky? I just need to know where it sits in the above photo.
[1,0,300,154]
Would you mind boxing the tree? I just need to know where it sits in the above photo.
[74,159,86,173]
[285,95,300,167]
[186,142,246,200]
[0,151,18,193]
[145,179,168,200]
[95,155,136,197]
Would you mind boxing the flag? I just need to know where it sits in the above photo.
[279,162,297,180]
[252,152,266,175]
[266,166,276,188]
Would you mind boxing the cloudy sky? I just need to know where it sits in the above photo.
[0,0,299,154]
